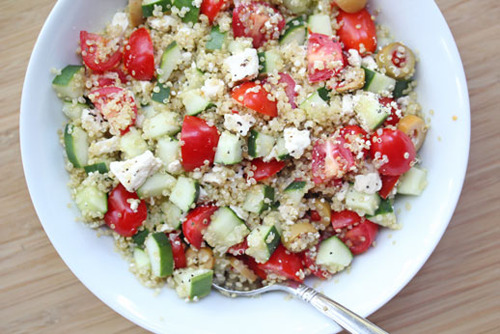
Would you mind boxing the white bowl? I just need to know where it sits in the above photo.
[20,0,470,333]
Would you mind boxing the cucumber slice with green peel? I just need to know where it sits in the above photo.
[214,131,243,165]
[173,268,213,300]
[354,93,390,131]
[204,207,250,251]
[52,65,85,100]
[243,184,275,214]
[206,26,226,50]
[156,137,181,173]
[84,162,108,174]
[142,111,181,139]
[283,181,307,205]
[393,79,412,98]
[307,14,333,36]
[180,90,215,116]
[132,229,150,247]
[316,236,353,273]
[137,172,177,198]
[246,225,281,263]
[173,0,200,23]
[151,82,171,104]
[363,67,396,94]
[317,87,331,102]
[258,50,282,74]
[75,184,107,217]
[170,177,200,212]
[142,0,172,17]
[274,137,291,160]
[345,186,381,216]
[119,128,149,159]
[248,130,276,158]
[62,101,87,121]
[397,166,427,196]
[280,17,306,45]
[145,232,174,277]
[299,90,330,120]
[159,41,182,82]
[366,198,397,228]
[133,247,151,271]
[160,200,183,230]
[64,124,89,168]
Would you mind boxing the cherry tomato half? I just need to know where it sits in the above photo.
[168,232,187,269]
[201,0,230,24]
[249,158,286,182]
[331,210,362,230]
[231,82,278,117]
[255,244,305,282]
[104,184,147,237]
[232,1,285,48]
[80,31,122,73]
[336,8,377,55]
[123,27,155,81]
[341,220,379,255]
[94,68,128,88]
[311,137,355,184]
[380,97,401,126]
[370,128,416,176]
[180,116,220,172]
[182,205,219,249]
[307,33,345,82]
[379,174,400,199]
[227,239,249,256]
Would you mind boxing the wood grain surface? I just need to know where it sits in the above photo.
[1,0,499,333]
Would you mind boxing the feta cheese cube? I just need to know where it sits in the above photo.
[354,172,382,194]
[223,113,256,136]
[81,108,107,137]
[361,55,378,71]
[201,78,225,99]
[110,150,163,192]
[284,128,311,159]
[225,48,259,82]
[347,49,362,67]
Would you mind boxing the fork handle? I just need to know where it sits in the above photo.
[285,283,388,334]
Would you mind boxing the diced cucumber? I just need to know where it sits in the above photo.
[62,101,87,121]
[214,131,243,165]
[185,67,205,90]
[137,172,176,198]
[143,111,181,139]
[317,87,331,102]
[345,186,381,216]
[316,236,353,273]
[308,14,333,36]
[142,0,172,17]
[64,124,88,168]
[151,82,171,104]
[354,93,390,131]
[246,225,281,263]
[180,89,215,116]
[280,17,306,45]
[258,50,283,74]
[52,65,85,100]
[132,229,150,247]
[366,197,397,228]
[173,0,200,23]
[141,104,158,119]
[145,232,174,278]
[204,207,250,251]
[363,67,396,94]
[75,184,107,217]
[242,184,275,214]
[156,137,181,173]
[170,177,200,212]
[248,130,276,158]
[134,247,151,271]
[283,181,307,205]
[160,200,183,230]
[299,90,329,120]
[84,162,108,174]
[274,137,290,160]
[206,26,226,50]
[120,128,148,159]
[397,166,427,195]
[393,79,412,98]
[228,39,251,55]
[159,41,182,82]
[173,268,213,300]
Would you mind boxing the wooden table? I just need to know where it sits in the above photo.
[1,0,499,333]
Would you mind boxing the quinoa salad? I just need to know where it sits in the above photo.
[52,0,428,301]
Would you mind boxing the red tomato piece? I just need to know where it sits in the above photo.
[242,255,268,280]
[201,0,230,24]
[341,220,379,255]
[331,210,362,230]
[379,174,400,199]
[167,232,187,269]
[311,137,355,184]
[232,1,285,48]
[80,31,122,73]
[94,68,129,88]
[182,205,219,249]
[336,9,377,55]
[231,82,278,117]
[301,247,331,280]
[104,184,147,237]
[88,86,137,135]
[380,97,401,126]
[339,125,369,156]
[180,116,220,172]
[249,158,286,182]
[123,28,155,81]
[370,128,416,176]
[278,72,298,109]
[227,239,249,256]
[255,244,305,282]
[307,33,345,82]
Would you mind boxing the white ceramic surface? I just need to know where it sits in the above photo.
[20,0,470,333]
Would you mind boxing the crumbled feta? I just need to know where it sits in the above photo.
[127,198,140,213]
[89,136,120,156]
[167,160,183,174]
[148,16,176,31]
[284,128,311,159]
[198,187,208,201]
[202,171,225,185]
[225,48,259,82]
[201,78,225,99]
[361,55,378,71]
[354,172,382,194]
[223,113,255,136]
[110,150,163,192]
[111,12,129,35]
[347,49,362,67]
[81,108,107,137]
[342,95,355,114]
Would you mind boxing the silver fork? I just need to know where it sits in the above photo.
[213,280,388,334]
